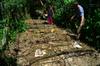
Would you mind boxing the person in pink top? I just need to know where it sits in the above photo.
[47,5,54,24]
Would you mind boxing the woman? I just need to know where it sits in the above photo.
[47,5,54,24]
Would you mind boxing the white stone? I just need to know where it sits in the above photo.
[35,49,46,57]
[73,41,82,48]
[67,58,73,62]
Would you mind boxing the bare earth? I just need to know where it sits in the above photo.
[8,19,100,66]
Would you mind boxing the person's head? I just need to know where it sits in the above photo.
[72,1,79,9]
[49,5,52,9]
[74,1,79,7]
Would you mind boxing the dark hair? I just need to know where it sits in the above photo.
[74,1,79,5]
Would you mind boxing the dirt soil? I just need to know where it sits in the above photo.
[7,19,100,66]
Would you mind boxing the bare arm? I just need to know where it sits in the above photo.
[77,16,85,33]
[51,7,54,17]
[40,0,44,6]
[71,15,75,20]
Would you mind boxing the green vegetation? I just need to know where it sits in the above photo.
[0,0,100,65]
[0,0,28,65]
[0,54,17,66]
[47,0,100,49]
[0,0,28,51]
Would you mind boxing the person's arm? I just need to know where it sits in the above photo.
[51,7,54,17]
[77,16,85,33]
[70,15,75,20]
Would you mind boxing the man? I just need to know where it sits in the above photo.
[71,2,85,40]
[70,2,85,48]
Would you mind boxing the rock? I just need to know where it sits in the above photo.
[62,30,67,34]
[35,49,46,57]
[17,57,29,66]
[51,29,55,33]
[8,19,100,66]
[48,42,56,44]
[60,55,65,59]
[73,41,82,48]
[67,58,73,62]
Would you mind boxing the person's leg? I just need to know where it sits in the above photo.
[70,19,77,33]
[48,16,53,24]
[48,17,51,24]
[50,17,53,24]
[77,16,85,39]
[49,17,52,24]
